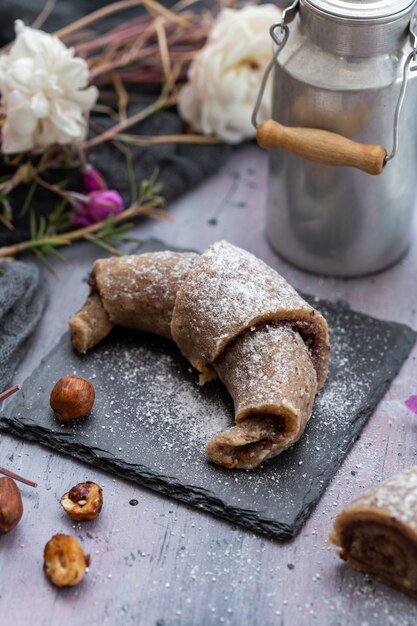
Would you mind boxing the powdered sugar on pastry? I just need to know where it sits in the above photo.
[69,241,330,469]
[171,241,329,388]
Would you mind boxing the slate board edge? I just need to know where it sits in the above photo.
[3,235,417,541]
[1,323,416,541]
[288,322,417,533]
[0,415,293,540]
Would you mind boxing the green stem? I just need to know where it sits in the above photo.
[20,180,38,217]
[0,199,160,259]
[84,235,124,256]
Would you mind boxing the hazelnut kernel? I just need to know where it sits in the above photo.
[60,481,103,521]
[50,376,95,422]
[44,534,90,587]
[0,477,23,535]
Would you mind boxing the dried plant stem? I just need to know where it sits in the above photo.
[74,14,154,55]
[109,71,129,120]
[117,133,224,145]
[172,0,201,10]
[82,96,175,150]
[84,21,208,70]
[0,384,20,402]
[55,0,187,41]
[33,174,89,203]
[0,200,166,259]
[154,17,171,86]
[0,466,37,488]
[89,37,157,79]
[0,214,14,230]
[31,0,57,29]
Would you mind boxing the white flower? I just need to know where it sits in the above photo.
[178,4,281,144]
[0,20,98,154]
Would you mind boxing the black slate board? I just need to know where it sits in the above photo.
[1,248,416,540]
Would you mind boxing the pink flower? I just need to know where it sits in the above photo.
[405,395,417,415]
[71,189,124,226]
[82,164,107,192]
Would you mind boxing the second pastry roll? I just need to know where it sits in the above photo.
[330,467,417,597]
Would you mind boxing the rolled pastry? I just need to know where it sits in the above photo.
[69,251,198,352]
[69,292,114,354]
[69,241,329,469]
[171,241,329,388]
[330,467,417,597]
[206,325,317,468]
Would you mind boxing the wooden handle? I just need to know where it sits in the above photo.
[256,119,387,176]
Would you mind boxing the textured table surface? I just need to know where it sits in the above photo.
[2,144,417,626]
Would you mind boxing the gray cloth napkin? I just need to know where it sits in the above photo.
[0,261,48,392]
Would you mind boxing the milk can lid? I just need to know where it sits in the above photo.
[303,0,416,20]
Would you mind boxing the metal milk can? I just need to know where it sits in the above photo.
[253,0,417,276]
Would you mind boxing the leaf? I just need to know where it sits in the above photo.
[20,180,38,217]
[84,234,124,256]
[125,150,138,204]
[47,197,71,235]
[38,215,47,239]
[30,210,37,240]
[139,168,164,205]
[42,245,68,263]
[33,248,57,276]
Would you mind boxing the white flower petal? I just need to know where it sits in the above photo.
[31,91,50,117]
[2,94,37,153]
[68,85,99,112]
[0,21,98,153]
[178,84,202,130]
[178,4,281,143]
[35,118,59,150]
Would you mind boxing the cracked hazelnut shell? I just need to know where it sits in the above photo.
[60,481,103,521]
[44,533,90,587]
[0,477,23,535]
[50,376,95,421]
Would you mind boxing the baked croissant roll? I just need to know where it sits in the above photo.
[69,241,329,469]
[330,467,417,598]
[69,251,198,353]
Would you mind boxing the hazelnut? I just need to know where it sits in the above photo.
[0,477,23,535]
[44,533,90,587]
[50,376,95,421]
[60,481,103,521]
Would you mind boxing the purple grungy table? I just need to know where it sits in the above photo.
[2,145,417,626]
